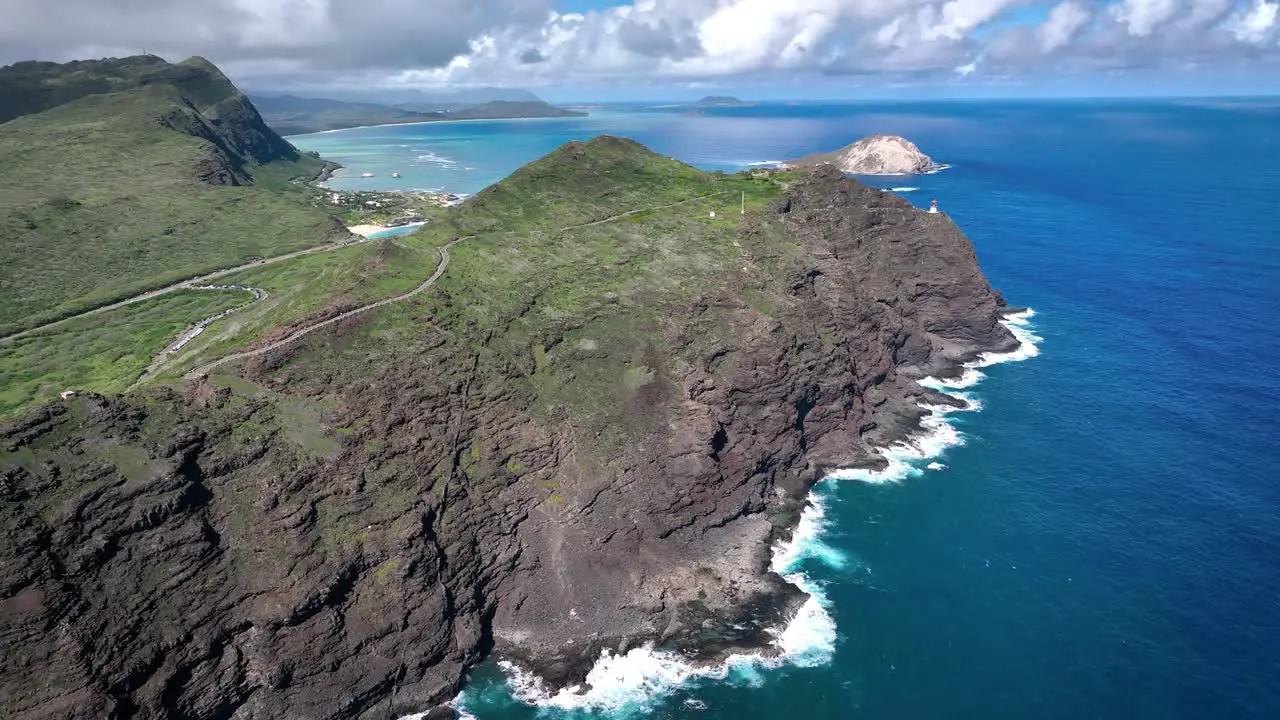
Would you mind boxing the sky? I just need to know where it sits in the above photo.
[2,0,1279,100]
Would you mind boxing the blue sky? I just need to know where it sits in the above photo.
[4,0,1278,99]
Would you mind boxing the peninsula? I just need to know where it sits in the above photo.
[252,94,587,135]
[792,134,945,175]
[692,95,750,107]
[1,56,1019,720]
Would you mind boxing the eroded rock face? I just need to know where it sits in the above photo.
[0,168,1015,719]
[793,134,942,175]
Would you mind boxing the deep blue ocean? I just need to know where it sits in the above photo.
[294,100,1280,719]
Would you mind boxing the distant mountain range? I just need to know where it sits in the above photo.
[277,86,545,110]
[249,93,587,135]
[692,95,750,107]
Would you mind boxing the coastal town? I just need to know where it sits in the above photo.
[311,186,465,237]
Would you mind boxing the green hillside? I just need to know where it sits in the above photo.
[0,56,344,336]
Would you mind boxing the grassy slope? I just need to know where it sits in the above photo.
[171,139,806,425]
[0,82,338,335]
[0,290,252,414]
[1,137,803,417]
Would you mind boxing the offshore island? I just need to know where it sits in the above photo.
[1,56,1021,719]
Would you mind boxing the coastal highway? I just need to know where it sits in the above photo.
[184,235,468,379]
[0,237,362,345]
[184,191,735,380]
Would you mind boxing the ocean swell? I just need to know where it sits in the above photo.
[454,310,1040,716]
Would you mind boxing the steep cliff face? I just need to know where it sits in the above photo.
[153,58,304,185]
[0,54,304,186]
[0,153,1017,719]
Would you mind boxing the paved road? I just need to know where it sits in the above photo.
[184,191,733,380]
[0,239,359,345]
[184,237,468,379]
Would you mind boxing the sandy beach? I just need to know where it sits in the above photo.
[347,224,388,237]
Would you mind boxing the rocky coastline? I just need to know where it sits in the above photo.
[1,164,1017,720]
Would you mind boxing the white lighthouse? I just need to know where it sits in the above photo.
[929,198,939,214]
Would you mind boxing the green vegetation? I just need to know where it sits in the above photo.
[0,56,340,336]
[0,290,251,415]
[0,53,802,429]
[177,137,803,437]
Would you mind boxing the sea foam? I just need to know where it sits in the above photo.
[454,494,842,717]
[836,309,1041,485]
[890,186,920,192]
[449,310,1040,717]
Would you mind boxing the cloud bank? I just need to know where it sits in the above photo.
[2,0,1277,90]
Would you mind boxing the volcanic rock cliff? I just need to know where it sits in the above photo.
[0,148,1017,720]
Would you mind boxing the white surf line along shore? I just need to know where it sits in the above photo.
[830,309,1041,484]
[186,192,733,382]
[0,238,362,345]
[450,310,1042,717]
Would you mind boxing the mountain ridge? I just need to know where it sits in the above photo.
[0,55,344,338]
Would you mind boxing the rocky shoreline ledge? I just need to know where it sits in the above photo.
[1,155,1017,720]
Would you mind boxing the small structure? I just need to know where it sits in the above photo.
[360,172,375,178]
[391,172,402,179]
[929,198,939,214]
[709,211,717,219]
[60,390,78,400]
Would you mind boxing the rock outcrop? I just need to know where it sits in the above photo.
[792,134,943,175]
[0,158,1016,720]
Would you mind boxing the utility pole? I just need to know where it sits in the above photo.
[741,191,745,215]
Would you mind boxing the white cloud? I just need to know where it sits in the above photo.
[2,0,1278,91]
[1110,0,1178,37]
[1227,0,1279,43]
[1038,2,1092,52]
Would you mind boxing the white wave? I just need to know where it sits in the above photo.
[477,488,841,716]
[684,698,708,710]
[889,186,920,192]
[835,309,1041,485]
[742,160,787,167]
[451,310,1040,717]
[927,462,947,471]
[416,151,458,167]
[922,164,953,174]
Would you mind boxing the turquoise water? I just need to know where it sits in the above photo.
[365,223,426,241]
[303,102,1280,719]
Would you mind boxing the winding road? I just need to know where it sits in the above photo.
[180,191,734,380]
[182,191,734,379]
[184,236,468,379]
[0,238,362,345]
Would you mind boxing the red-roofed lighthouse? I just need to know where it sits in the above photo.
[929,198,939,214]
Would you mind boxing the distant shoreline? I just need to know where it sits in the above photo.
[287,113,589,138]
